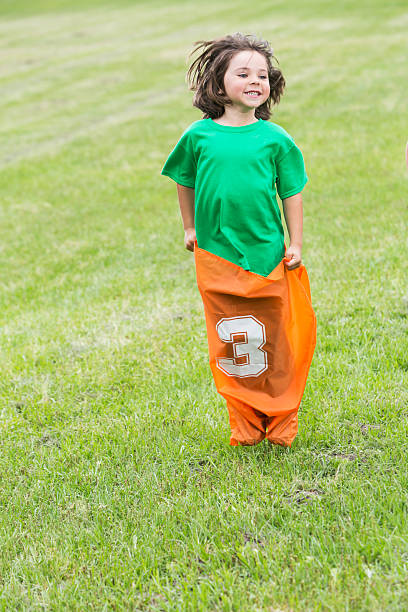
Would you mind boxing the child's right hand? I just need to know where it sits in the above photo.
[184,227,196,252]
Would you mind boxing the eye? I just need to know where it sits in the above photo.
[238,73,247,78]
[260,75,268,79]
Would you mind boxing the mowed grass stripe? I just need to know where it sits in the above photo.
[1,2,404,162]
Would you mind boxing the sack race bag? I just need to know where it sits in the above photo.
[195,245,316,447]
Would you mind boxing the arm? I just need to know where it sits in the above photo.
[282,192,303,270]
[176,183,196,252]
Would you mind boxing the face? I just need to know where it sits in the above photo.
[222,50,270,111]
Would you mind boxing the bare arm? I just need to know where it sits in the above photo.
[282,192,303,269]
[176,183,196,251]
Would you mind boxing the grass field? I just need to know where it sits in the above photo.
[1,0,407,609]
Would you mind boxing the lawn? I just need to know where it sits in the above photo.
[0,0,407,609]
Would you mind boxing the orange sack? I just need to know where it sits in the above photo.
[195,245,317,447]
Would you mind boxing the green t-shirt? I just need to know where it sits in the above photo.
[161,118,307,276]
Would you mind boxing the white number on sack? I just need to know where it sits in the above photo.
[216,315,267,378]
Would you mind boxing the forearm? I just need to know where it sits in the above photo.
[176,183,196,251]
[176,183,195,229]
[282,193,303,248]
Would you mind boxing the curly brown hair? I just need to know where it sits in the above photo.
[186,32,285,121]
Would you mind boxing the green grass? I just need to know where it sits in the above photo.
[1,0,408,609]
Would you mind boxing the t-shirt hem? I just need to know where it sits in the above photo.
[195,242,285,279]
[161,170,195,189]
[278,176,308,200]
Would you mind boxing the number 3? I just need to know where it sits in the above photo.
[216,316,268,378]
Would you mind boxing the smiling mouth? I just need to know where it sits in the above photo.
[245,91,261,97]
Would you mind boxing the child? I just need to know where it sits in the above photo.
[161,33,316,447]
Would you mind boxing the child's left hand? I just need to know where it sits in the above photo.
[284,245,302,270]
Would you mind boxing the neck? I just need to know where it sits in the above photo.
[213,107,258,127]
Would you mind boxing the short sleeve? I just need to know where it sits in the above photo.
[275,143,308,200]
[161,130,197,188]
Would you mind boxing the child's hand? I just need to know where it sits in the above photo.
[284,245,302,270]
[184,227,196,252]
